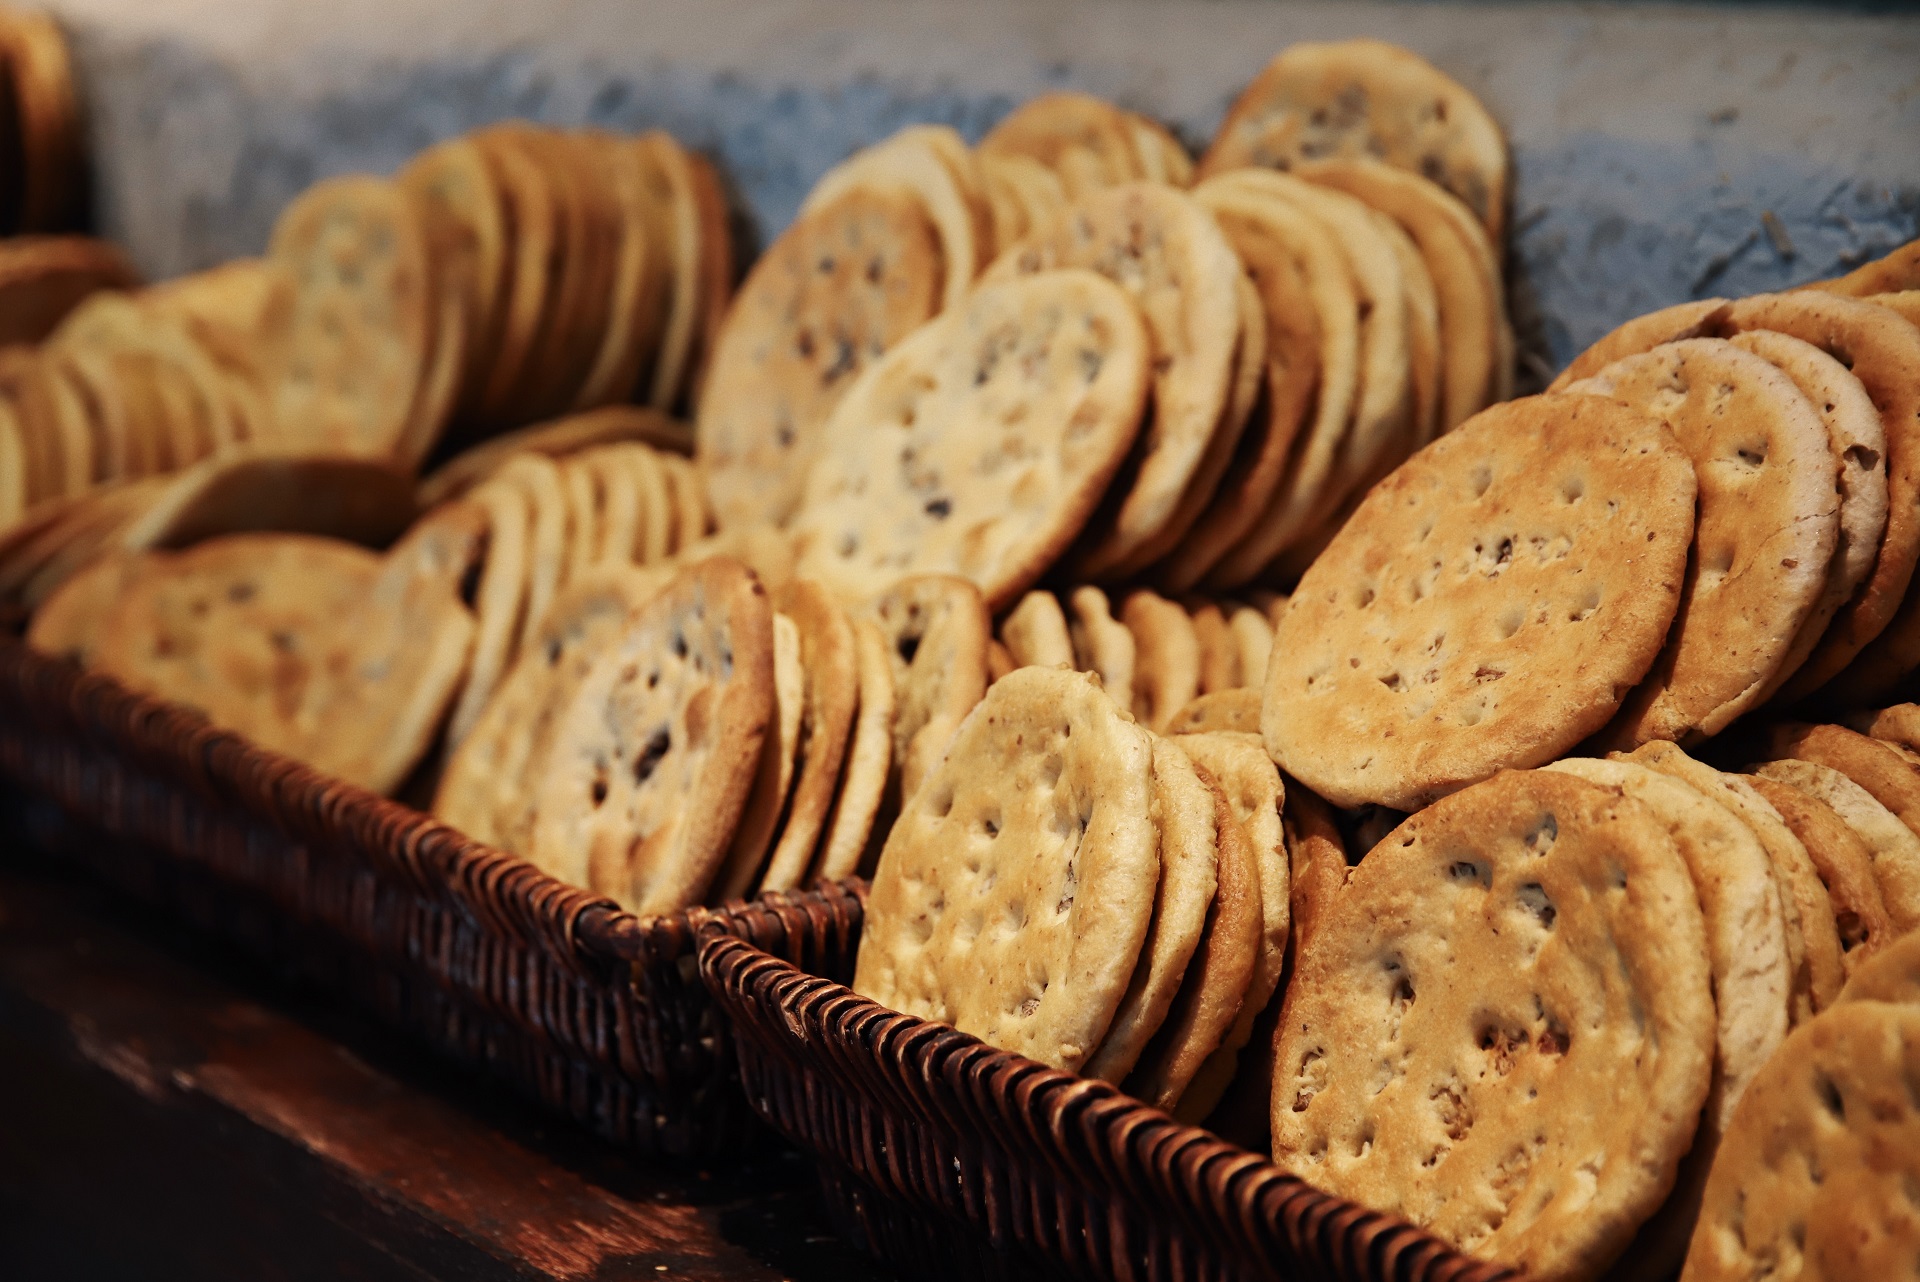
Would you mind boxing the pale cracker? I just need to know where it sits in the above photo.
[1166,688,1261,735]
[1746,774,1895,979]
[1547,299,1731,391]
[1834,925,1920,1006]
[759,581,860,892]
[712,610,804,903]
[1000,589,1074,669]
[852,666,1159,1071]
[871,574,992,806]
[1227,603,1274,687]
[1066,585,1135,717]
[813,612,895,883]
[443,477,531,750]
[1754,757,1920,937]
[1121,588,1200,733]
[1186,596,1242,693]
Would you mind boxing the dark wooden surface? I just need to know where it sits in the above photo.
[0,840,897,1282]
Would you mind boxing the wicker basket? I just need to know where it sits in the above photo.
[0,636,863,1161]
[700,890,1517,1282]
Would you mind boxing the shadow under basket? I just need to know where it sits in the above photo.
[0,637,862,1162]
[700,890,1517,1282]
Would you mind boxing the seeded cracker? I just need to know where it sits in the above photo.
[853,667,1158,1071]
[871,574,992,806]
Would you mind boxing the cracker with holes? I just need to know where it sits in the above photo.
[527,557,774,915]
[1745,774,1893,980]
[1170,731,1288,1123]
[1545,756,1791,1279]
[1754,758,1920,938]
[1199,38,1509,242]
[1264,394,1695,811]
[1767,723,1920,842]
[712,609,803,902]
[979,93,1146,198]
[758,581,859,892]
[1837,926,1920,1006]
[872,574,992,806]
[853,667,1160,1071]
[1167,688,1261,735]
[1567,340,1838,744]
[1628,740,1845,1022]
[1271,768,1714,1281]
[1084,737,1220,1083]
[1679,1001,1920,1282]
[1548,299,1731,391]
[696,187,943,530]
[790,270,1149,610]
[981,184,1241,576]
[435,563,663,857]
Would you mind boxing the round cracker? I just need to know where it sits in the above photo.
[1083,736,1220,1083]
[442,478,531,751]
[711,610,804,903]
[871,573,991,807]
[790,269,1149,611]
[1298,156,1506,431]
[1745,774,1894,979]
[1271,768,1714,1278]
[1569,339,1839,743]
[1715,292,1920,701]
[1227,602,1273,685]
[1549,298,1732,391]
[1124,759,1259,1111]
[1121,587,1200,733]
[1807,238,1920,297]
[1767,721,1920,841]
[982,183,1240,576]
[1186,596,1241,693]
[999,588,1074,669]
[1728,328,1888,703]
[1753,757,1920,937]
[853,666,1160,1072]
[813,611,895,883]
[1680,1002,1920,1282]
[979,93,1145,198]
[758,580,860,893]
[1165,688,1260,735]
[696,186,942,530]
[1169,731,1288,1123]
[1834,925,1920,1006]
[528,557,774,915]
[1066,585,1135,717]
[1265,394,1696,811]
[1200,37,1510,241]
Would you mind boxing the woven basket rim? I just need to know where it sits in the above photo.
[697,912,1519,1282]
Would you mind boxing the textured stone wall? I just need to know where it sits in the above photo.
[42,0,1920,376]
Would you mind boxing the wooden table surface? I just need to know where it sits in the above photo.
[0,844,899,1282]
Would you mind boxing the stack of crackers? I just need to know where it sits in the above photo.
[698,38,1514,602]
[0,7,83,236]
[0,120,731,540]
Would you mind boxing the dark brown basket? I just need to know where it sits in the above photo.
[700,891,1518,1282]
[0,636,862,1161]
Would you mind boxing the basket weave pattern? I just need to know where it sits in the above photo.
[702,887,1517,1282]
[0,637,857,1159]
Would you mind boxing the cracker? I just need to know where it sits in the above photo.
[1299,157,1506,432]
[853,666,1159,1071]
[1066,585,1134,717]
[1753,757,1920,937]
[434,563,664,855]
[1548,299,1731,391]
[0,398,28,532]
[789,270,1149,611]
[1155,230,1321,591]
[712,611,804,903]
[1265,394,1695,810]
[560,453,602,582]
[1169,731,1288,1123]
[416,404,690,509]
[442,477,531,751]
[1083,736,1220,1083]
[802,125,988,313]
[986,638,1015,684]
[630,131,705,412]
[1165,688,1261,735]
[571,133,667,412]
[26,549,139,665]
[1000,589,1074,669]
[528,557,775,915]
[118,453,416,554]
[1196,171,1412,544]
[1727,328,1888,702]
[1126,759,1259,1111]
[673,522,796,595]
[1121,588,1200,733]
[629,445,673,565]
[1844,701,1920,756]
[586,445,640,565]
[1568,340,1839,744]
[982,184,1240,576]
[1679,1001,1920,1282]
[1715,293,1920,702]
[1745,774,1894,979]
[871,574,992,806]
[659,454,709,555]
[497,453,569,655]
[813,612,895,883]
[1271,768,1713,1278]
[1629,741,1844,1022]
[758,581,860,892]
[1190,180,1359,582]
[980,152,1068,249]
[1835,926,1920,1006]
[0,235,138,348]
[979,93,1144,198]
[268,175,435,462]
[1545,756,1791,1280]
[1200,38,1509,242]
[1227,603,1274,686]
[1187,596,1242,693]
[696,187,942,529]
